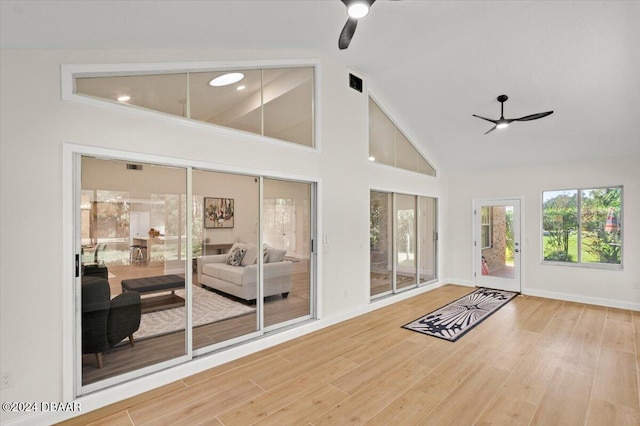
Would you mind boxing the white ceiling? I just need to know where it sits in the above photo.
[2,0,639,172]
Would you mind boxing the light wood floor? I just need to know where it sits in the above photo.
[63,284,640,426]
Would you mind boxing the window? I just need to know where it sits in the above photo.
[542,186,622,267]
[481,206,492,249]
[75,66,315,148]
[368,97,436,176]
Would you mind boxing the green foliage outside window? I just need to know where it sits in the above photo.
[543,187,622,265]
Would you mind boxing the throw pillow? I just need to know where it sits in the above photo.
[266,246,287,263]
[263,244,270,263]
[241,243,258,266]
[226,247,246,266]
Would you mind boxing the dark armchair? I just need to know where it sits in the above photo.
[82,276,141,368]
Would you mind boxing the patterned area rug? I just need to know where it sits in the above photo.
[134,286,255,340]
[402,287,518,342]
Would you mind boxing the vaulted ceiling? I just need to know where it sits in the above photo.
[2,1,639,172]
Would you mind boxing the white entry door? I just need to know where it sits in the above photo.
[473,199,521,292]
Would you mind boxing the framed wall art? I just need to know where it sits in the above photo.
[204,197,234,228]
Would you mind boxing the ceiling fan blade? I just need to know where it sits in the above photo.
[512,111,554,121]
[484,126,497,135]
[339,18,358,50]
[472,114,498,124]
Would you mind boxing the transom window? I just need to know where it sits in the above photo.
[74,66,315,148]
[368,97,436,176]
[542,186,622,268]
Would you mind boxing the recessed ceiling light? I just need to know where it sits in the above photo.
[236,85,246,91]
[348,2,370,19]
[117,95,131,102]
[209,72,245,87]
[368,156,376,162]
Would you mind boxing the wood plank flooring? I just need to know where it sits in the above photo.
[62,284,640,426]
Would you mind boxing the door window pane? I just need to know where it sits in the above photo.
[396,194,417,290]
[370,191,393,297]
[80,157,187,387]
[263,179,312,327]
[418,196,437,284]
[193,170,259,349]
[481,205,515,279]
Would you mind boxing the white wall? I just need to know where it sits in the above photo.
[0,48,446,424]
[445,156,640,309]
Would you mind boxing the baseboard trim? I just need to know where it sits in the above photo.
[523,288,640,311]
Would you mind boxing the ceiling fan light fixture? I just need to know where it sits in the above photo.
[347,2,370,19]
[209,72,245,87]
[496,121,509,129]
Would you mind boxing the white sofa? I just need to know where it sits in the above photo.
[197,243,292,301]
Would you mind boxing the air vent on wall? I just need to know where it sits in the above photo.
[349,73,363,93]
[126,163,143,171]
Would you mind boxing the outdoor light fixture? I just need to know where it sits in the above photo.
[209,72,245,87]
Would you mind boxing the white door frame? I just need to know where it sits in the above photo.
[472,198,522,293]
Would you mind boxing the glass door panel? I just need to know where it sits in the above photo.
[474,199,521,292]
[192,170,259,349]
[418,196,437,284]
[263,178,312,328]
[80,156,188,388]
[370,191,393,297]
[395,194,417,290]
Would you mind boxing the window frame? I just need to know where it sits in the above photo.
[61,59,321,153]
[367,94,437,177]
[541,185,623,270]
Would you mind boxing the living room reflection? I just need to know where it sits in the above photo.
[81,156,189,386]
[80,158,314,387]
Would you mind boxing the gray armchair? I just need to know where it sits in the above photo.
[82,276,141,368]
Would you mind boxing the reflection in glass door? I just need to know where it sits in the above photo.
[395,194,417,290]
[79,156,188,391]
[263,178,313,328]
[474,199,521,292]
[192,170,259,351]
[418,196,438,284]
[370,191,438,299]
[370,191,393,297]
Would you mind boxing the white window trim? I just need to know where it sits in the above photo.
[61,59,322,153]
[540,185,623,270]
[62,142,324,403]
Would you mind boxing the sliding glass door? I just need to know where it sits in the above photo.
[192,170,259,351]
[370,191,438,299]
[79,156,188,391]
[263,178,314,328]
[75,153,316,394]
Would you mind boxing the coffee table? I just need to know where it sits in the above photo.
[121,274,185,313]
